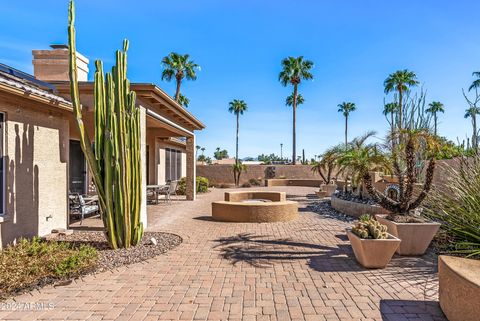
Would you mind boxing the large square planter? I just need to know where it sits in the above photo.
[439,255,480,321]
[346,229,401,269]
[376,215,440,256]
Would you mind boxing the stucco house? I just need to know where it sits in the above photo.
[0,45,204,248]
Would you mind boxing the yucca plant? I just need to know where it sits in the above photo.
[424,157,480,258]
[68,0,143,249]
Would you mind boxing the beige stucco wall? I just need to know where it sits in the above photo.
[0,96,69,248]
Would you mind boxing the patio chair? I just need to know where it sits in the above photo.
[69,193,99,224]
[159,180,179,203]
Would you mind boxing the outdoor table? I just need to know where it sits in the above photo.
[147,185,168,204]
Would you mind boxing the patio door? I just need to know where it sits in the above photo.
[69,140,86,194]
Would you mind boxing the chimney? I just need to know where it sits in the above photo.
[32,44,89,82]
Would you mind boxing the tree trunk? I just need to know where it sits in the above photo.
[236,113,239,165]
[433,113,437,136]
[474,115,478,149]
[175,76,182,101]
[344,115,348,150]
[398,87,403,132]
[292,84,298,164]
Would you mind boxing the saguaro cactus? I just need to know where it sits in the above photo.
[68,0,143,249]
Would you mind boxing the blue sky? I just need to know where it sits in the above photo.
[1,0,479,160]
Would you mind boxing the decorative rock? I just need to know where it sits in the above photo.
[51,228,74,235]
[150,237,158,246]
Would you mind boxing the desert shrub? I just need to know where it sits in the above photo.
[0,237,97,298]
[242,182,251,188]
[249,178,262,186]
[177,176,210,195]
[424,157,480,258]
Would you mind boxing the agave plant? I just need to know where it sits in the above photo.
[68,0,142,249]
[424,157,480,258]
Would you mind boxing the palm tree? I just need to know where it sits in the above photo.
[177,93,190,108]
[161,52,200,101]
[196,145,201,158]
[200,147,205,156]
[286,93,305,107]
[279,56,314,164]
[384,70,419,132]
[469,71,480,92]
[228,99,248,164]
[383,102,398,134]
[465,106,480,148]
[426,101,445,135]
[337,102,356,149]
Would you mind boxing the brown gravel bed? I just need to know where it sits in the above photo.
[56,231,182,272]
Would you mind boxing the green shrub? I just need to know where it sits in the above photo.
[249,178,262,186]
[177,176,209,195]
[425,158,480,258]
[242,182,251,188]
[0,237,97,298]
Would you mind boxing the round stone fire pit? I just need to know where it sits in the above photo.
[212,191,298,223]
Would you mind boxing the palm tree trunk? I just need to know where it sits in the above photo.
[175,77,182,101]
[390,111,395,150]
[434,113,437,136]
[236,113,239,165]
[474,115,478,149]
[292,84,298,165]
[344,115,348,150]
[398,88,403,132]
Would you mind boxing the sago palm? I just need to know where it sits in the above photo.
[337,102,356,149]
[426,101,444,135]
[279,56,314,164]
[384,70,419,132]
[161,52,200,101]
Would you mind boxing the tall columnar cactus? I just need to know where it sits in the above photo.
[68,0,143,249]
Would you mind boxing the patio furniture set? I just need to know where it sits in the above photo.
[68,180,180,224]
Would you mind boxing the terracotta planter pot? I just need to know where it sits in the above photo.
[376,215,440,256]
[346,229,401,269]
[439,255,480,321]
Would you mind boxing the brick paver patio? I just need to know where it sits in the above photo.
[0,187,446,321]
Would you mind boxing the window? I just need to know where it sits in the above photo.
[165,148,182,181]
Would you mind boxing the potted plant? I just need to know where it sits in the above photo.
[363,130,441,255]
[346,215,401,268]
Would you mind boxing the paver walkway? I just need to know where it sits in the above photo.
[1,187,446,321]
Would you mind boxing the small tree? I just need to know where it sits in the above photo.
[232,162,247,187]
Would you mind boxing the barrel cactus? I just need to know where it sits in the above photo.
[352,215,388,239]
[68,0,143,249]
